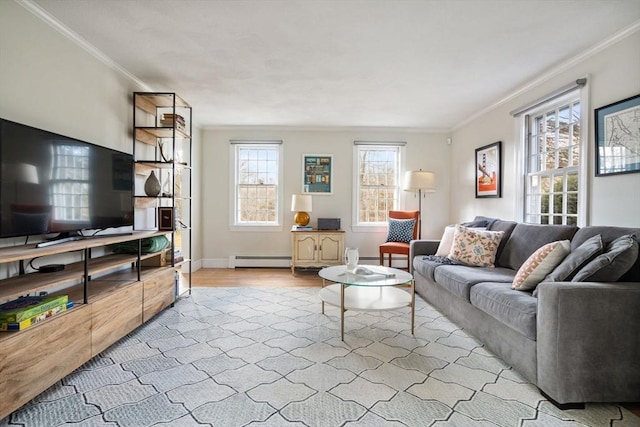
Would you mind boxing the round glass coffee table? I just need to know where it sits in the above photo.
[318,265,415,340]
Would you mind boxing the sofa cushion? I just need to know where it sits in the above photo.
[545,234,603,282]
[447,225,505,267]
[487,220,518,266]
[497,224,578,271]
[571,226,640,282]
[512,240,570,291]
[572,234,639,282]
[434,265,516,302]
[470,282,538,341]
[412,255,454,281]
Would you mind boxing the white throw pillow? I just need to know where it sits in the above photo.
[512,240,571,291]
[435,226,456,256]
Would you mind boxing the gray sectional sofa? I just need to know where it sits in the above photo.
[409,220,640,406]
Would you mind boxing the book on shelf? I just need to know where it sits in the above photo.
[0,294,69,323]
[160,113,186,128]
[291,225,313,231]
[1,301,73,331]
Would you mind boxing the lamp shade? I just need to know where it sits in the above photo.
[291,194,312,212]
[403,170,436,192]
[4,163,39,184]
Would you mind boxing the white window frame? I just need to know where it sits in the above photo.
[515,81,589,226]
[229,141,284,232]
[352,142,406,232]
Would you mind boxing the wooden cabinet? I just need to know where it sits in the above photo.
[0,232,176,419]
[133,92,192,297]
[291,230,345,273]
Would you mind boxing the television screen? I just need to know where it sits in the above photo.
[0,118,133,239]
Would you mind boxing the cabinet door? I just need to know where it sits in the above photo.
[294,235,319,262]
[319,234,343,263]
[0,306,92,419]
[92,282,143,357]
[143,268,175,322]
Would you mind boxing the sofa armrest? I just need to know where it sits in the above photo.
[409,240,439,273]
[536,281,640,403]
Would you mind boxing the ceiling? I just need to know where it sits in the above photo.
[30,0,640,130]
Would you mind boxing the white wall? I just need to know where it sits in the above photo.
[449,29,640,227]
[201,128,450,267]
[0,1,203,265]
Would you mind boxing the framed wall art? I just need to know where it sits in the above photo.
[595,94,640,176]
[302,154,332,194]
[475,141,502,198]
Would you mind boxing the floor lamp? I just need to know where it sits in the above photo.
[403,170,436,239]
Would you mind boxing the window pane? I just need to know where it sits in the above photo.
[559,106,570,127]
[553,194,563,214]
[567,193,578,215]
[546,111,556,132]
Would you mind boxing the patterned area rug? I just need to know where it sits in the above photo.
[2,287,638,427]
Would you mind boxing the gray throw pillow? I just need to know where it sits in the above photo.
[545,234,603,282]
[572,234,639,282]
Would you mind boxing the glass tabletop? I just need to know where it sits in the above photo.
[318,265,413,287]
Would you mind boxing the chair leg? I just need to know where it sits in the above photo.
[379,253,383,266]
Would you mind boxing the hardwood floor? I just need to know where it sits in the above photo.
[186,267,640,417]
[190,267,324,288]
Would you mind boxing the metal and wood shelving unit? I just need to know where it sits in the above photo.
[133,92,192,297]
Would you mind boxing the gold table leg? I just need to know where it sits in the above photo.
[411,279,415,335]
[321,278,325,314]
[341,283,345,341]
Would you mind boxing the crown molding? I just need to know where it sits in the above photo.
[202,124,451,134]
[17,0,152,91]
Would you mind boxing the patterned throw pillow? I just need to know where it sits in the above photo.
[447,225,505,267]
[513,240,571,291]
[386,218,416,243]
[436,225,487,256]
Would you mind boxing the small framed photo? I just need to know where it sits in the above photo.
[595,94,640,176]
[475,141,502,198]
[302,154,332,195]
[158,207,174,230]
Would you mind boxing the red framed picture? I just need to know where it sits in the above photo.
[475,141,502,198]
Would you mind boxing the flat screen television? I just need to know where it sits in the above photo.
[0,118,134,241]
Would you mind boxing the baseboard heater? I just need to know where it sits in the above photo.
[229,256,291,268]
[228,255,382,268]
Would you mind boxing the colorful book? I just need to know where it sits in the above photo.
[0,295,69,323]
[0,301,73,331]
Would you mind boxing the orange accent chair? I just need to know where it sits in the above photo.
[379,210,420,270]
